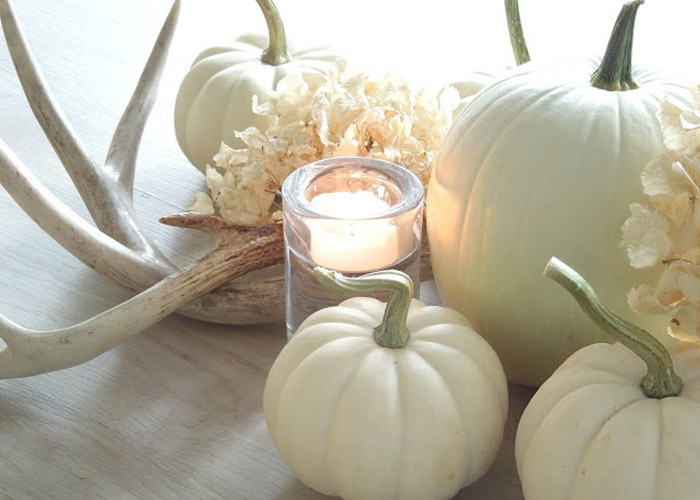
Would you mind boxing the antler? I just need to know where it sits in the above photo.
[0,215,283,378]
[0,0,286,324]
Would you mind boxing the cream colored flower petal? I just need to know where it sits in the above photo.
[678,270,700,304]
[302,70,329,90]
[219,207,261,226]
[332,127,361,157]
[641,156,698,227]
[656,261,692,306]
[288,144,317,157]
[668,302,700,341]
[239,164,267,187]
[658,96,700,156]
[677,248,700,266]
[679,109,700,130]
[212,142,234,167]
[265,135,289,154]
[668,323,700,342]
[187,191,215,215]
[620,204,673,268]
[236,127,270,150]
[679,156,700,195]
[642,155,693,197]
[241,188,274,217]
[671,219,700,259]
[679,86,700,130]
[273,73,314,117]
[658,97,689,153]
[625,231,673,269]
[251,94,274,116]
[627,284,667,315]
[205,165,226,200]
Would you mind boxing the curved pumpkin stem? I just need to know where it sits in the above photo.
[544,257,682,399]
[314,267,413,349]
[255,0,291,66]
[505,0,530,65]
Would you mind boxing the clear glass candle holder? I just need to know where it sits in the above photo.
[282,157,424,338]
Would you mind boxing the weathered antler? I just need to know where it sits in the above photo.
[0,0,286,324]
[0,0,171,260]
[0,215,283,378]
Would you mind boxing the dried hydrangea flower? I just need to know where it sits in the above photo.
[189,59,459,225]
[622,84,700,340]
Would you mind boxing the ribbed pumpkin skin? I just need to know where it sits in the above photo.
[427,60,692,386]
[263,297,508,500]
[515,341,700,500]
[174,34,337,171]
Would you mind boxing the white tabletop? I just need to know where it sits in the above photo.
[0,0,696,498]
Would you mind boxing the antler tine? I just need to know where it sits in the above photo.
[105,0,181,195]
[0,218,284,378]
[0,0,92,175]
[0,0,173,260]
[0,138,173,287]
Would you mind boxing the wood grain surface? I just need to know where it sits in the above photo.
[0,0,697,498]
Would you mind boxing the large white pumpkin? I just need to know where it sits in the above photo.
[264,269,508,500]
[427,17,691,385]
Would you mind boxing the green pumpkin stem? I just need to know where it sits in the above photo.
[314,268,413,349]
[256,0,291,66]
[505,0,531,65]
[544,258,682,399]
[590,0,643,91]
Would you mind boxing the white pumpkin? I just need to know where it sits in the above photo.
[263,269,508,500]
[515,258,700,500]
[426,0,692,385]
[174,0,338,171]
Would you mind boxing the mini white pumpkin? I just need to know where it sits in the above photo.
[515,257,700,500]
[264,269,508,500]
[426,0,692,385]
[174,0,338,171]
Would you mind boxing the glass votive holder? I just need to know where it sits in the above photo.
[282,156,424,339]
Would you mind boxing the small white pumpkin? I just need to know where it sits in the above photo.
[516,258,700,500]
[174,0,338,171]
[264,269,508,500]
[427,0,692,385]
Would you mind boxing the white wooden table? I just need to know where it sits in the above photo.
[0,1,697,498]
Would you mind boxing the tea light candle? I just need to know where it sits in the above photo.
[308,191,400,273]
[282,157,424,338]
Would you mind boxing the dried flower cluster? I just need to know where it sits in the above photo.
[188,60,459,225]
[621,84,700,340]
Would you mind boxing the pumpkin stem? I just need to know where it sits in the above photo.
[314,267,412,349]
[544,257,682,399]
[505,0,531,65]
[256,0,291,66]
[590,0,643,91]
